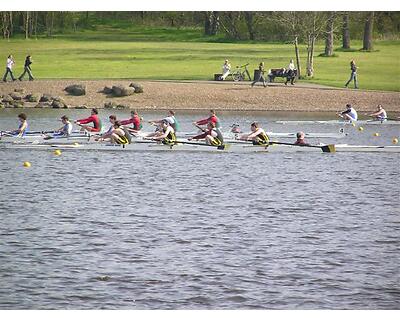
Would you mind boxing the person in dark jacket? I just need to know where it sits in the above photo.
[18,55,34,81]
[251,62,267,88]
[345,59,358,89]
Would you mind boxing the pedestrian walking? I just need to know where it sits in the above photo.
[2,55,16,82]
[345,59,358,89]
[251,62,267,88]
[18,55,34,81]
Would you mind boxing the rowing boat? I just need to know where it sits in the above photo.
[178,131,347,139]
[274,120,400,125]
[1,141,399,153]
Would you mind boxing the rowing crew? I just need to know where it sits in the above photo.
[337,104,389,122]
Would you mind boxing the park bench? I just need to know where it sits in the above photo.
[267,68,298,85]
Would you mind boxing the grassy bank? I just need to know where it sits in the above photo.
[0,27,399,91]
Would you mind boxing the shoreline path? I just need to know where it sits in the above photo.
[0,79,399,112]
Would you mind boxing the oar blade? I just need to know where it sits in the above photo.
[321,144,336,153]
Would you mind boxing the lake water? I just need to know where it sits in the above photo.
[0,109,399,309]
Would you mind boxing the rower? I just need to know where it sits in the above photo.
[189,121,224,146]
[193,109,221,130]
[120,110,143,133]
[96,115,117,140]
[294,132,310,146]
[239,122,269,145]
[45,115,73,139]
[98,120,129,145]
[148,110,180,132]
[368,104,387,121]
[9,113,29,137]
[75,108,102,132]
[338,104,358,121]
[147,119,176,145]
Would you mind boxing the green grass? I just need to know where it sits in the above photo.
[1,26,399,91]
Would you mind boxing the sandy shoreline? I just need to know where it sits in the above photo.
[0,79,399,112]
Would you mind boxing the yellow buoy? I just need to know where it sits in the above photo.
[352,122,356,127]
[53,149,62,156]
[373,132,380,137]
[358,126,364,131]
[23,161,31,168]
[393,138,399,144]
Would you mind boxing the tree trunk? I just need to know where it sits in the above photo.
[294,36,302,78]
[362,12,374,50]
[210,11,219,35]
[9,12,13,37]
[244,12,255,40]
[306,33,315,77]
[324,12,335,56]
[25,11,29,39]
[342,13,350,49]
[204,12,212,35]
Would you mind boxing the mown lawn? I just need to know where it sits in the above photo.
[0,27,398,91]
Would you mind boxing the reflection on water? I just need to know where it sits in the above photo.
[0,110,399,309]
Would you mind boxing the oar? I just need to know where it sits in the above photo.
[176,140,229,150]
[269,141,335,153]
[193,123,207,132]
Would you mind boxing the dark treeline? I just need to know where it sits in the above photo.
[1,11,399,77]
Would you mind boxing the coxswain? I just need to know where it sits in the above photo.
[193,109,221,129]
[148,110,180,132]
[10,113,29,137]
[294,132,310,146]
[147,119,176,145]
[75,108,102,132]
[120,110,143,133]
[189,121,224,146]
[368,104,387,121]
[338,104,358,121]
[239,122,269,145]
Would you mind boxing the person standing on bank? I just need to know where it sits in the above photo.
[2,55,16,82]
[18,55,34,81]
[251,62,267,88]
[345,59,358,89]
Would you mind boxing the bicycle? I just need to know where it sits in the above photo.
[232,63,252,81]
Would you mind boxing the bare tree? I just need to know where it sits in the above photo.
[362,12,374,50]
[204,11,219,36]
[342,12,350,49]
[25,11,30,39]
[244,12,255,40]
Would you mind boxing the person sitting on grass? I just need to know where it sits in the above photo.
[220,59,231,80]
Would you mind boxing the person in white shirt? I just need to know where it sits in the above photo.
[221,59,231,80]
[148,110,180,132]
[368,104,387,121]
[2,55,16,82]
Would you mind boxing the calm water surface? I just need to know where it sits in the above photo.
[0,109,399,309]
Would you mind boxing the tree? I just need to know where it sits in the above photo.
[324,12,336,56]
[244,12,255,40]
[204,11,219,36]
[362,12,374,50]
[342,12,351,49]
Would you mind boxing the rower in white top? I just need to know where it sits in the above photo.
[238,122,270,145]
[44,115,73,139]
[368,104,387,121]
[337,104,358,121]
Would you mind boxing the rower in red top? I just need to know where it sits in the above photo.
[193,109,221,129]
[189,121,224,146]
[294,131,310,146]
[75,108,102,132]
[120,110,142,134]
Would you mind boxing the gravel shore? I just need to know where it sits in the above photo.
[1,79,399,112]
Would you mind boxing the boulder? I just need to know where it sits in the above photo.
[0,102,4,109]
[40,94,52,102]
[104,101,117,109]
[129,82,144,93]
[51,100,64,109]
[116,104,129,110]
[12,100,24,108]
[14,88,26,94]
[5,102,14,108]
[74,105,88,109]
[64,84,86,96]
[25,93,40,102]
[2,95,13,103]
[111,85,135,97]
[102,86,113,94]
[10,92,23,100]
